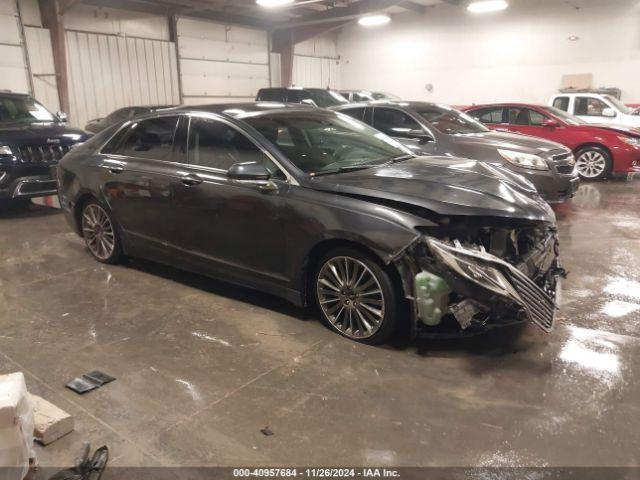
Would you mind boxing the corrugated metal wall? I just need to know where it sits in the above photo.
[65,30,180,128]
[292,35,340,89]
[0,0,31,94]
[177,17,270,105]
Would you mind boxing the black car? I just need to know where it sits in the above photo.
[0,92,91,204]
[85,105,176,134]
[57,103,563,344]
[331,101,580,203]
[256,87,348,108]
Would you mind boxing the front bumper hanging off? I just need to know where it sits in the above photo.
[394,230,564,336]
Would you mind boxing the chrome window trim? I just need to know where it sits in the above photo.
[99,111,299,186]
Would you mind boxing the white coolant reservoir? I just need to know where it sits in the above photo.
[0,372,35,480]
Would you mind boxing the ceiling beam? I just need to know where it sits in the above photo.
[439,0,462,5]
[398,1,426,13]
[272,0,406,30]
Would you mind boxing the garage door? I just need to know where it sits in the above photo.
[177,17,270,105]
[66,30,180,128]
[0,1,31,94]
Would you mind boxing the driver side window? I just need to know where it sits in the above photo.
[373,108,421,138]
[187,117,283,177]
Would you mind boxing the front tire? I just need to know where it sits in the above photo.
[314,248,400,345]
[81,200,122,264]
[575,146,612,180]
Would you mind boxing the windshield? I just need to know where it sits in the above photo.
[542,106,587,125]
[414,104,489,134]
[308,89,349,108]
[0,96,56,124]
[604,95,632,114]
[242,111,412,175]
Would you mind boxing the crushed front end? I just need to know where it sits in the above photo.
[395,221,565,336]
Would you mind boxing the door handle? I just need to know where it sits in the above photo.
[180,174,203,186]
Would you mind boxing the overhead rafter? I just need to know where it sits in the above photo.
[272,0,407,29]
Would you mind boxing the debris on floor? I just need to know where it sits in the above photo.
[47,443,109,480]
[31,394,74,445]
[260,426,274,436]
[0,372,36,480]
[65,371,116,395]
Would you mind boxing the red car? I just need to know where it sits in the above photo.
[464,103,640,180]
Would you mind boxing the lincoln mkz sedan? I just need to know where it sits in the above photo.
[57,103,563,344]
[331,101,580,203]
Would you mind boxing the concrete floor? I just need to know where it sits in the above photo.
[1,180,639,469]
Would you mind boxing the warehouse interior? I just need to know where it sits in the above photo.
[1,0,639,477]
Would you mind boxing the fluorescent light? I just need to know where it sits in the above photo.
[358,14,391,27]
[467,0,509,13]
[256,0,294,7]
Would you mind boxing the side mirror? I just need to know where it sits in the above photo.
[542,119,560,128]
[56,111,68,123]
[602,108,616,118]
[228,161,271,181]
[406,129,434,143]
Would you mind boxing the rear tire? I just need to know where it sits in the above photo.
[575,146,612,181]
[314,247,400,345]
[80,199,122,264]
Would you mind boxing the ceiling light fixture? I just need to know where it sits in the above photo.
[467,0,509,14]
[256,0,294,7]
[358,14,391,27]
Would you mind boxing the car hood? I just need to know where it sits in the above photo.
[0,122,91,146]
[586,123,640,137]
[309,156,555,223]
[450,130,565,155]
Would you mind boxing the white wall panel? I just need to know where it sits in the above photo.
[17,0,40,27]
[0,0,30,94]
[23,26,59,112]
[177,17,269,102]
[292,34,340,89]
[66,30,179,128]
[338,0,640,104]
[64,5,169,40]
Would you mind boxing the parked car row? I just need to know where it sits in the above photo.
[2,83,635,345]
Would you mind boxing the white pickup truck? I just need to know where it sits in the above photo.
[549,93,640,128]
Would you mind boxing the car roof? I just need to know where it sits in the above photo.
[466,103,548,109]
[173,101,318,117]
[333,100,444,110]
[0,91,32,99]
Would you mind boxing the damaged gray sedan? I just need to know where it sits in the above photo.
[57,103,564,344]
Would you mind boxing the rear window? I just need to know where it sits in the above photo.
[114,116,180,160]
[469,106,504,124]
[257,90,286,102]
[552,97,570,112]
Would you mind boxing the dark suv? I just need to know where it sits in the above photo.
[256,87,348,108]
[0,92,91,204]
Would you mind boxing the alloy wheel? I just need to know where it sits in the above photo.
[82,204,116,261]
[576,150,606,178]
[316,256,385,339]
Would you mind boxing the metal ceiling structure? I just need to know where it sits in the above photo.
[75,0,449,30]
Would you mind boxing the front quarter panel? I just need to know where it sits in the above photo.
[282,184,433,294]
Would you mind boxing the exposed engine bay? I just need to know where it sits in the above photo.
[394,220,566,336]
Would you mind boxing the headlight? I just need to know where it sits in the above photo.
[618,136,640,147]
[427,238,519,299]
[498,149,549,171]
[0,146,13,155]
